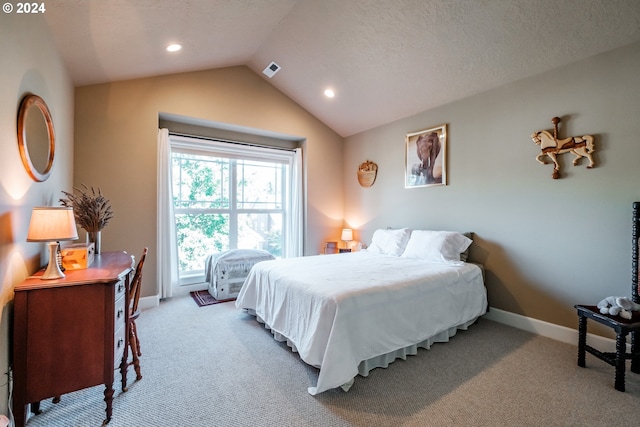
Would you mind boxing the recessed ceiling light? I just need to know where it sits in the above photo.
[324,89,335,98]
[166,44,182,52]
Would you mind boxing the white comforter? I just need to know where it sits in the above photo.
[235,251,487,395]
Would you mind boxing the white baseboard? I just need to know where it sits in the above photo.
[139,295,160,310]
[484,306,621,353]
[138,283,207,310]
[172,283,207,297]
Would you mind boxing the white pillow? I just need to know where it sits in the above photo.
[365,228,411,256]
[401,230,472,264]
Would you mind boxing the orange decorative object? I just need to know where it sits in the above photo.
[61,243,95,270]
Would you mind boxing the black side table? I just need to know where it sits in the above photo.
[575,304,640,391]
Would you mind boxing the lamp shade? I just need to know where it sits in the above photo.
[27,207,79,242]
[341,228,353,242]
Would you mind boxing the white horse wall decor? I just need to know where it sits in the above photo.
[530,117,595,179]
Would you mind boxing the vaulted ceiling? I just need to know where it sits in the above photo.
[44,0,640,137]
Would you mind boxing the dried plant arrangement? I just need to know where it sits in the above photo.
[60,185,114,232]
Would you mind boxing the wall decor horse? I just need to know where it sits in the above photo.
[530,117,595,179]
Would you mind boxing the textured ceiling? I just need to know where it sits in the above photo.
[43,0,640,137]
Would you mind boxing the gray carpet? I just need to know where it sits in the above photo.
[23,296,640,426]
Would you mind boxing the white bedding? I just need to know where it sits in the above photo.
[235,251,487,395]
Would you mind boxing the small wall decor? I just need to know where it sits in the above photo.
[17,94,56,182]
[406,124,447,188]
[357,160,378,187]
[530,117,595,179]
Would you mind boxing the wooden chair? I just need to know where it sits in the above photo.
[122,247,148,392]
[574,202,640,391]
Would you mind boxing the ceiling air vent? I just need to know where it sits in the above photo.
[262,61,281,78]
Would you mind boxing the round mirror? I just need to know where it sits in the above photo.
[17,94,55,182]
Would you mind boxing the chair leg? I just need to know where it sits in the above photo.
[129,322,142,381]
[121,334,129,392]
[133,321,142,357]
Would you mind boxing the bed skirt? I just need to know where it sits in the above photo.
[244,308,479,393]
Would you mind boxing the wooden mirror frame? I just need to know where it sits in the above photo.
[17,94,55,182]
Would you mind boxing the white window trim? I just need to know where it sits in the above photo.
[158,130,304,297]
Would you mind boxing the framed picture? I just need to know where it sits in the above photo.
[405,124,447,188]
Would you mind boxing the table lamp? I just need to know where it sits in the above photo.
[27,207,79,279]
[340,228,353,252]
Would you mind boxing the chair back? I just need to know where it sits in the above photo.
[130,247,148,315]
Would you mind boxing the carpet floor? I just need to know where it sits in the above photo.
[22,296,640,427]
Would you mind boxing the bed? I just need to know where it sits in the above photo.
[235,228,488,395]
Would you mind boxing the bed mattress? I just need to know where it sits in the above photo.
[235,251,487,394]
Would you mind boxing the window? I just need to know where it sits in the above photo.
[168,135,301,286]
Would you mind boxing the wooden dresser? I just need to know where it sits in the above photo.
[12,251,134,427]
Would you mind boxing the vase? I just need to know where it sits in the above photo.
[87,230,102,254]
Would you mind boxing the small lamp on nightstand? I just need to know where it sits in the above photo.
[27,207,79,280]
[340,228,353,253]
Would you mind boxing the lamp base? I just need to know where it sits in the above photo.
[41,241,65,280]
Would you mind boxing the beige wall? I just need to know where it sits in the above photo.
[3,12,638,418]
[343,41,640,333]
[0,13,74,416]
[74,66,344,299]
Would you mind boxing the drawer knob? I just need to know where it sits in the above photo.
[117,309,124,319]
[117,338,124,348]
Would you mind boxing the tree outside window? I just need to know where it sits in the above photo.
[172,151,286,280]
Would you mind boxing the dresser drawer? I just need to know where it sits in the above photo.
[114,292,126,328]
[114,323,126,368]
[115,277,126,301]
